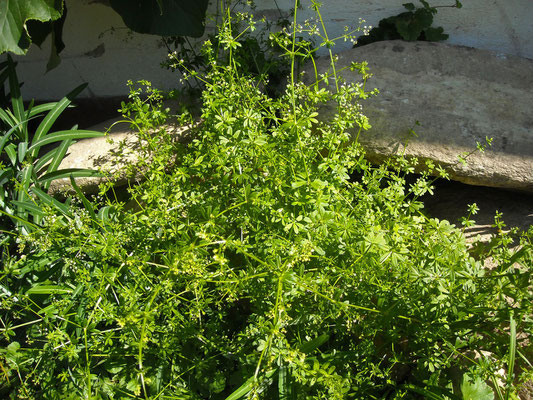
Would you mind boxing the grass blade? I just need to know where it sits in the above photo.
[0,106,16,127]
[28,102,60,118]
[6,55,26,141]
[38,168,104,184]
[17,141,28,163]
[505,315,517,399]
[34,146,62,173]
[225,369,277,400]
[299,334,329,353]
[16,164,33,220]
[69,175,97,221]
[4,143,17,166]
[401,384,461,400]
[278,365,292,400]
[31,83,88,158]
[26,285,73,295]
[0,122,23,154]
[30,186,71,216]
[40,138,72,191]
[11,200,45,218]
[28,129,105,152]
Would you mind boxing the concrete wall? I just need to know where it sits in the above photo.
[10,0,533,100]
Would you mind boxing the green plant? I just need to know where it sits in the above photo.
[355,0,462,47]
[163,0,313,98]
[0,56,105,235]
[0,1,531,399]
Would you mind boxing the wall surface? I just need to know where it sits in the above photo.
[10,0,533,100]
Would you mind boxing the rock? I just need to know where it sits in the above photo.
[306,40,533,192]
[422,180,533,244]
[421,180,533,269]
[48,117,193,195]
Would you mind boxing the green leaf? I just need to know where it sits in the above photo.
[31,83,89,157]
[11,200,45,218]
[402,384,461,400]
[403,3,416,11]
[69,175,97,221]
[37,168,104,184]
[109,0,209,38]
[26,285,73,295]
[6,56,26,139]
[0,0,64,55]
[4,143,17,166]
[506,315,517,398]
[461,376,494,400]
[299,334,329,353]
[278,365,293,400]
[424,27,449,41]
[30,186,70,216]
[17,141,28,163]
[225,369,277,400]
[28,129,105,152]
[40,138,72,191]
[17,164,33,218]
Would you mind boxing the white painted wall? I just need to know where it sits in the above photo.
[10,0,533,100]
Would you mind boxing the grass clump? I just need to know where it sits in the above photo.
[1,1,531,399]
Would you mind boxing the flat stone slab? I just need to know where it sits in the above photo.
[48,117,192,195]
[307,41,533,192]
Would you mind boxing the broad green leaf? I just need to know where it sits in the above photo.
[461,376,494,400]
[424,27,449,41]
[0,0,64,55]
[110,0,209,38]
[28,129,105,152]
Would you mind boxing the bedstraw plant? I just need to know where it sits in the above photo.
[0,1,531,399]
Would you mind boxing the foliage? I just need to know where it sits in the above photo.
[0,0,64,56]
[162,0,314,98]
[355,0,462,47]
[0,56,105,236]
[0,1,531,399]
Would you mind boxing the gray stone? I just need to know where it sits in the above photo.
[306,40,533,192]
[48,117,193,195]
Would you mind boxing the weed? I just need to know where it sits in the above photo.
[0,1,530,399]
